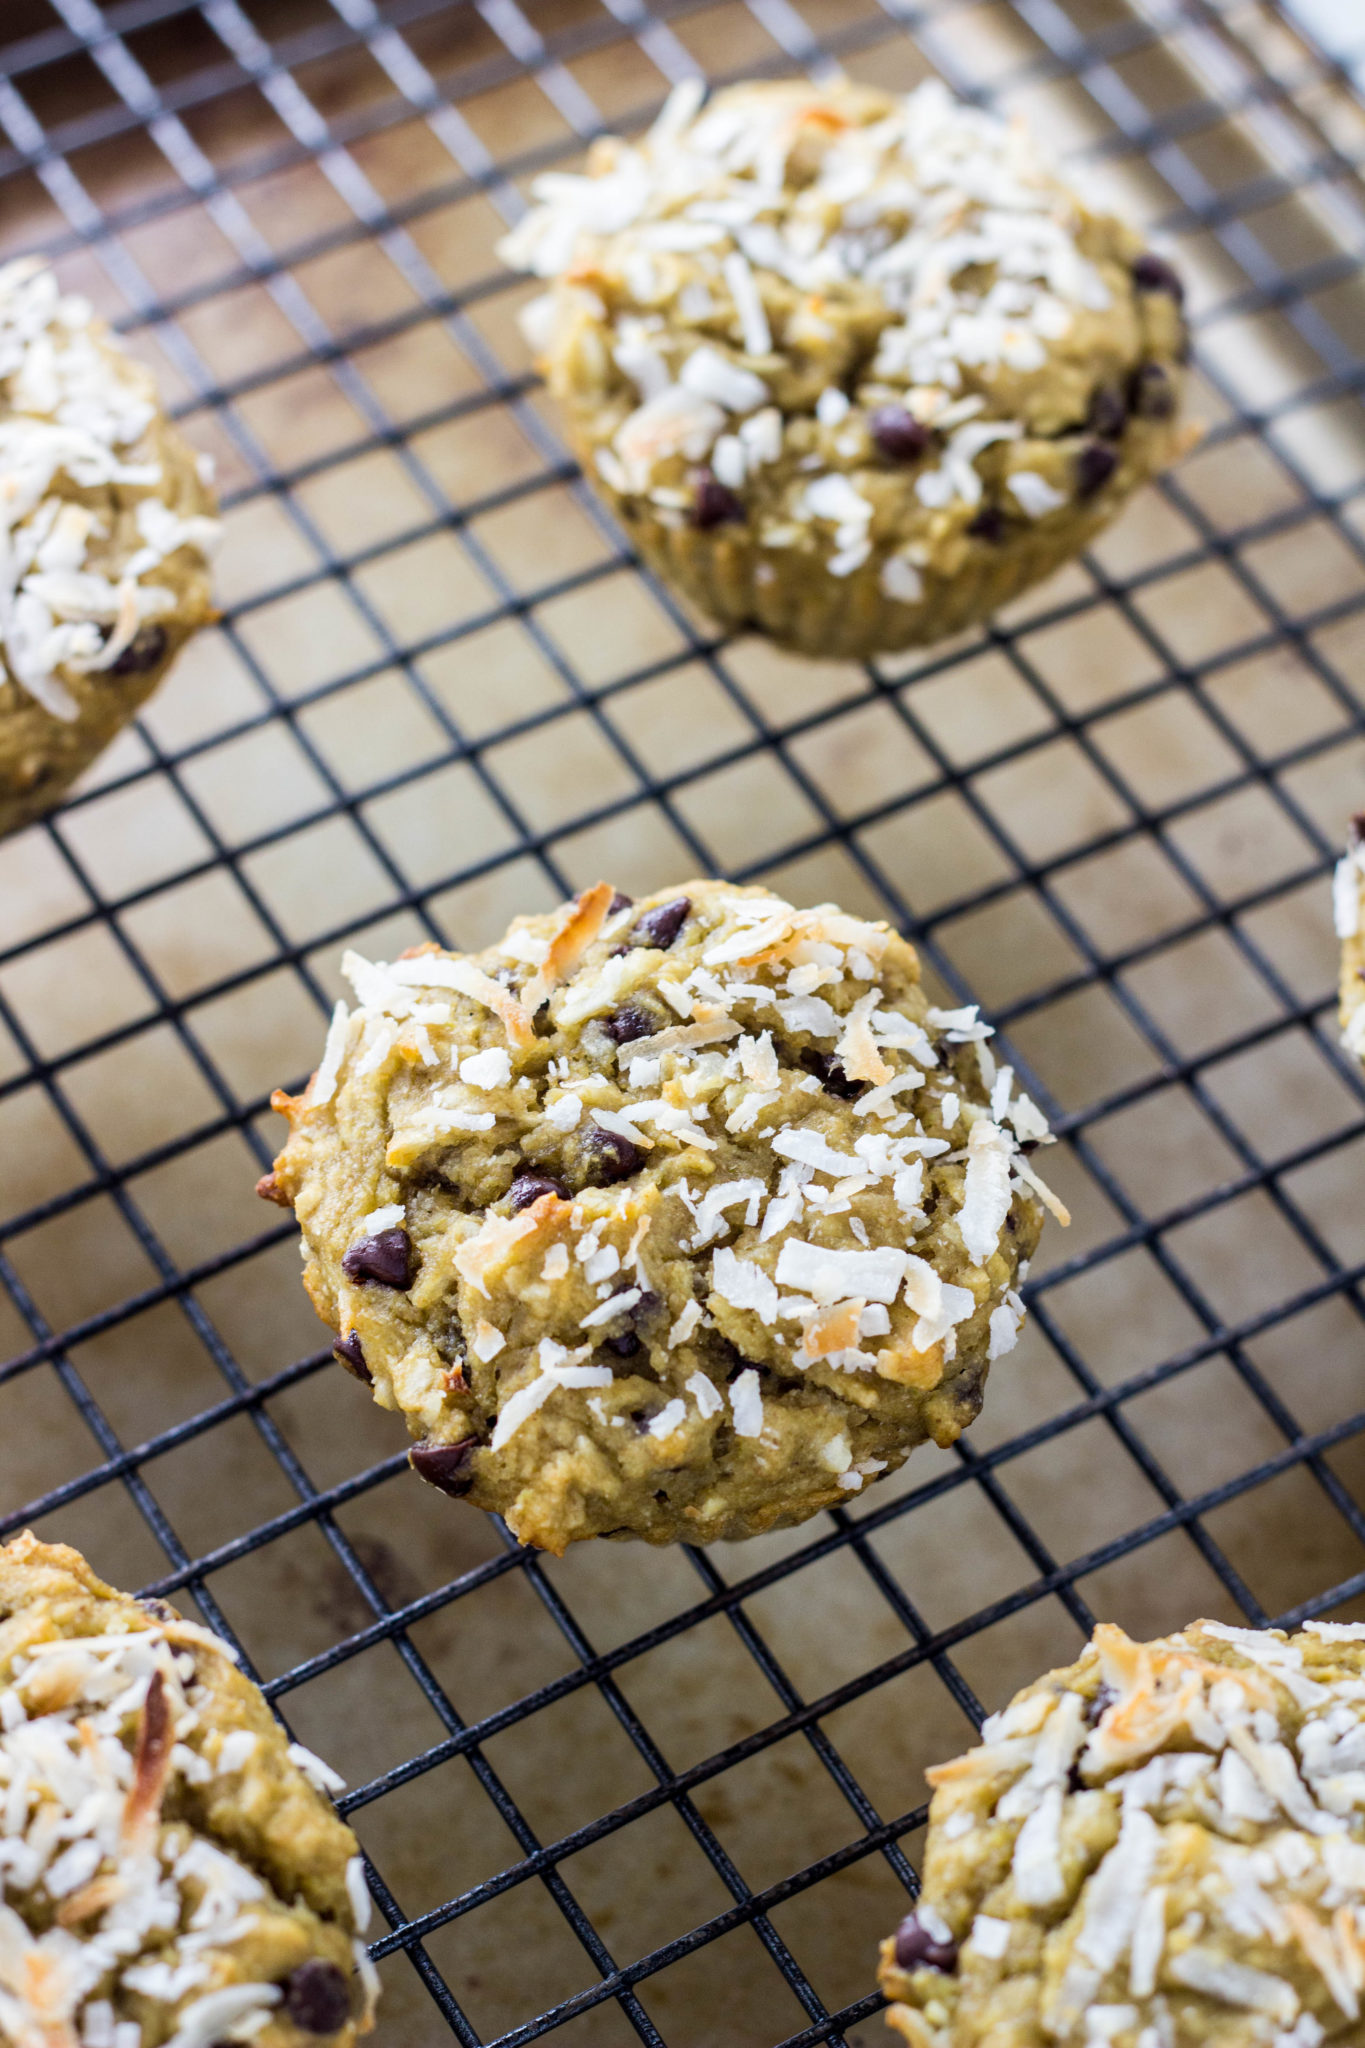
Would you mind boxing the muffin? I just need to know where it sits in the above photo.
[1334,816,1365,1064]
[0,1531,376,2045]
[498,76,1189,660]
[260,879,1065,1552]
[0,256,219,837]
[878,1617,1365,2048]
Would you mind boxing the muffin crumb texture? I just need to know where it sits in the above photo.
[500,77,1188,658]
[0,1532,375,2047]
[268,879,1056,1551]
[880,1617,1365,2048]
[0,257,218,837]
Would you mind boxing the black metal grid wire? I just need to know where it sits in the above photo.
[3,0,1365,2041]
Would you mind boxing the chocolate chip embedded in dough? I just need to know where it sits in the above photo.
[1085,1680,1118,1726]
[800,1048,863,1100]
[893,1911,958,1973]
[1086,383,1128,440]
[1132,250,1185,303]
[282,1959,353,2035]
[693,473,745,528]
[107,624,168,677]
[580,1126,644,1185]
[135,1597,180,1624]
[340,1226,413,1289]
[870,405,931,462]
[1075,440,1119,499]
[608,890,634,914]
[332,1331,371,1383]
[410,1439,478,1497]
[630,897,691,949]
[965,505,1006,543]
[1129,361,1175,421]
[602,1002,657,1045]
[508,1172,568,1212]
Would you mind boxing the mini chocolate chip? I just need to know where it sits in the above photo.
[283,1960,352,2035]
[1085,1680,1118,1726]
[1075,439,1118,499]
[340,1226,413,1289]
[606,1330,642,1358]
[107,623,168,677]
[631,896,691,950]
[137,1597,180,1623]
[800,1048,864,1100]
[870,405,931,462]
[1086,383,1128,440]
[332,1331,371,1384]
[693,472,745,529]
[630,1289,662,1323]
[893,1911,958,1974]
[410,1439,478,1497]
[509,1172,568,1212]
[1350,812,1365,851]
[965,505,1006,543]
[1129,361,1175,421]
[1067,1759,1086,1794]
[602,1002,657,1044]
[608,890,634,914]
[1132,251,1185,303]
[581,1127,644,1185]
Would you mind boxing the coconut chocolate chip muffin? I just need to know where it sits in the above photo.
[878,1617,1365,2048]
[0,257,219,838]
[1334,817,1365,1066]
[0,1531,376,2047]
[260,880,1064,1552]
[497,76,1189,661]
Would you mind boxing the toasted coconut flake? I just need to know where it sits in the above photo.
[1166,1950,1298,2021]
[615,1013,742,1064]
[393,953,534,1049]
[729,1369,764,1437]
[1011,1152,1071,1227]
[776,1239,906,1305]
[491,1355,613,1450]
[1128,1883,1167,2000]
[522,882,617,1012]
[835,990,892,1086]
[711,1247,780,1324]
[1074,1808,1158,1971]
[454,1196,561,1295]
[1285,1903,1360,2019]
[1011,1782,1066,1903]
[308,999,352,1109]
[958,1117,1013,1264]
[122,1668,173,1850]
[798,1298,865,1360]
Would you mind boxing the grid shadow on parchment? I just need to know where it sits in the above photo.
[3,0,1365,2042]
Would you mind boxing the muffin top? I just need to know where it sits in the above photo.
[266,880,1059,1550]
[0,257,218,724]
[499,77,1185,579]
[880,1618,1365,2048]
[0,1532,374,2047]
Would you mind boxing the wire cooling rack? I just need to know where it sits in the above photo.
[3,0,1365,2042]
